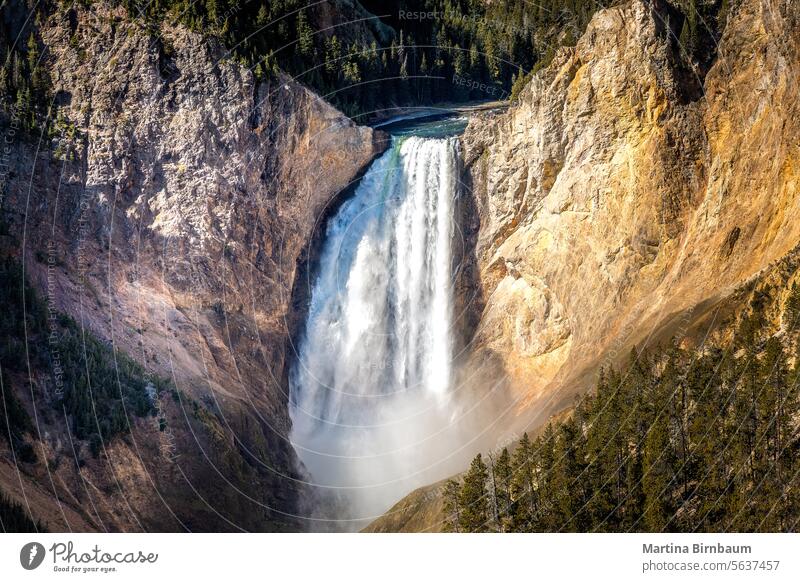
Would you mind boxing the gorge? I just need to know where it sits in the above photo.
[1,0,799,533]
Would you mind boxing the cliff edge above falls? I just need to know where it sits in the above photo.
[1,1,385,531]
[459,0,799,433]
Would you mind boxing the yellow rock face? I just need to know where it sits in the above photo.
[459,0,800,430]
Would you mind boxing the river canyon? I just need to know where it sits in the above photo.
[1,0,798,533]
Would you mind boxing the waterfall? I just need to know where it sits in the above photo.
[289,135,462,524]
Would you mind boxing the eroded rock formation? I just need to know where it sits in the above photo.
[460,0,799,432]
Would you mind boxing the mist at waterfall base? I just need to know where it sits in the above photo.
[290,128,481,527]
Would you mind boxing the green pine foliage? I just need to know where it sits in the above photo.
[0,489,45,532]
[458,453,489,532]
[786,283,800,329]
[0,257,166,456]
[0,367,36,463]
[80,0,621,118]
[667,0,730,71]
[442,479,462,532]
[1,1,732,127]
[0,4,50,130]
[444,285,800,532]
[490,448,512,530]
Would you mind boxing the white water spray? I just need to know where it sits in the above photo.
[289,135,463,524]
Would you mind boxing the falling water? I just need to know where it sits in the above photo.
[289,134,463,525]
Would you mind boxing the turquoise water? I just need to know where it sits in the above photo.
[378,113,469,138]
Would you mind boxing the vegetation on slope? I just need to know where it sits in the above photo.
[0,252,304,531]
[1,0,731,123]
[0,256,166,458]
[444,281,800,532]
[0,488,45,532]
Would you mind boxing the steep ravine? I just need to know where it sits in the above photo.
[1,2,385,531]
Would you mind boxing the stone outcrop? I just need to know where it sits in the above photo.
[3,0,799,533]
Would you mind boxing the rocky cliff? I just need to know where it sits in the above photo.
[1,2,384,531]
[459,0,799,436]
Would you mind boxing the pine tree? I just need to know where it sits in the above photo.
[585,368,618,529]
[487,453,500,529]
[510,432,536,530]
[654,345,685,530]
[780,340,800,529]
[296,10,313,59]
[687,348,728,530]
[536,424,559,530]
[256,4,268,26]
[757,337,790,530]
[621,349,651,530]
[324,35,341,77]
[642,406,674,531]
[442,479,462,532]
[494,447,512,528]
[459,454,489,532]
[509,69,528,103]
[0,490,45,533]
[728,320,762,530]
[205,0,218,26]
[786,283,800,329]
[553,418,585,530]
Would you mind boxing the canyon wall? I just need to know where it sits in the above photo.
[1,2,384,530]
[460,0,799,434]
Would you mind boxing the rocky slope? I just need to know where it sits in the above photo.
[459,0,799,435]
[1,2,384,531]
